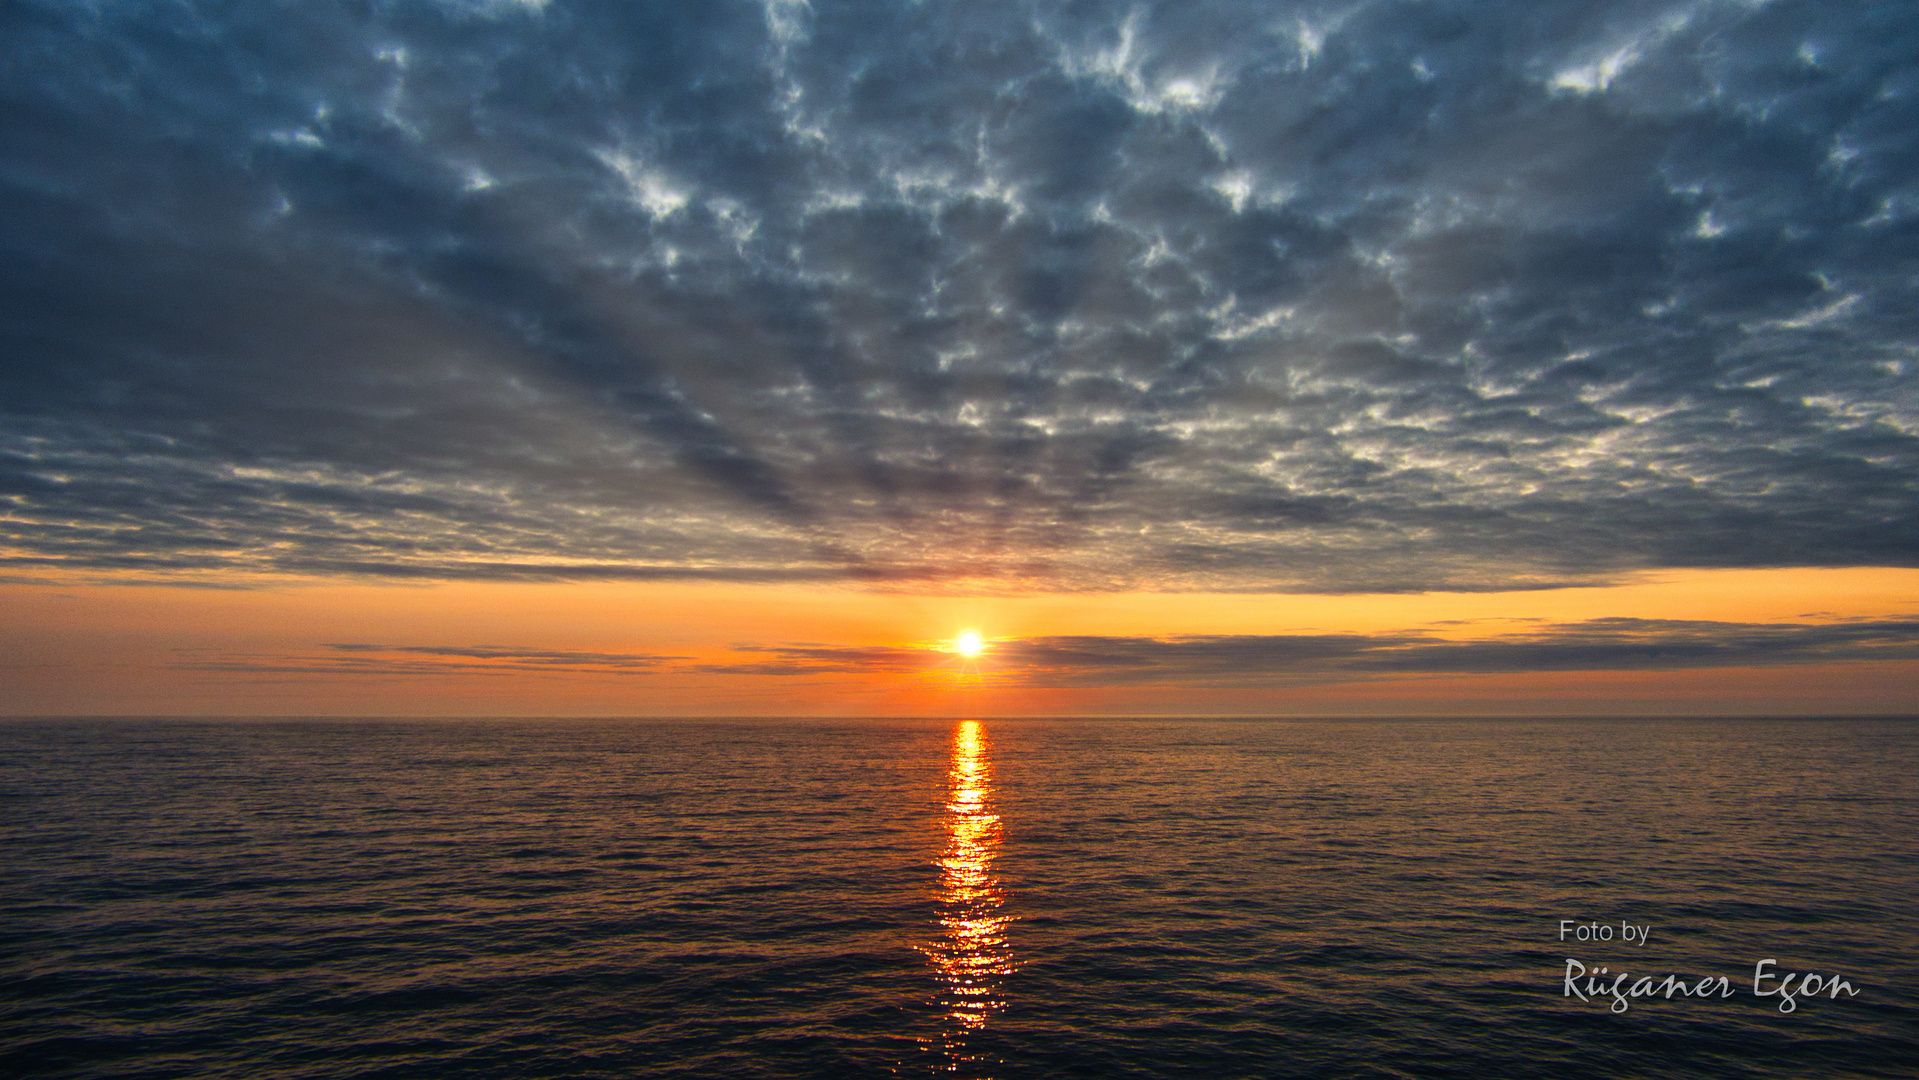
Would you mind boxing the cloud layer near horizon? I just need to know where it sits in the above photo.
[174,617,1919,685]
[5,0,1918,591]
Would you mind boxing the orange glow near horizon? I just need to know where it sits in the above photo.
[1,566,1916,715]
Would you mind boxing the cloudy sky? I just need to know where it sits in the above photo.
[4,0,1917,714]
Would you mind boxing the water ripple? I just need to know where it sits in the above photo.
[2,717,1915,1078]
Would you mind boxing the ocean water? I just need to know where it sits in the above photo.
[2,717,1915,1079]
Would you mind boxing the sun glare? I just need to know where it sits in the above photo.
[955,631,984,656]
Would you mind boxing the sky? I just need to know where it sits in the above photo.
[3,0,1918,715]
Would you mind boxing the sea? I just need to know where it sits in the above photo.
[2,717,1915,1079]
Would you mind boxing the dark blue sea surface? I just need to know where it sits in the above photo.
[2,717,1915,1079]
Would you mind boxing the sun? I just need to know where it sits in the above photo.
[955,631,984,657]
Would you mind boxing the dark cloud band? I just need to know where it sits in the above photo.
[181,618,1919,683]
[704,618,1919,686]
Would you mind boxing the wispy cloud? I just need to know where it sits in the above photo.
[178,644,685,677]
[700,618,1919,686]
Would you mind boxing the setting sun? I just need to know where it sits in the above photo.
[955,631,984,657]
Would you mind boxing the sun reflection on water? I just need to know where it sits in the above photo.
[921,719,1013,1074]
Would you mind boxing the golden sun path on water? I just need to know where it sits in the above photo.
[922,720,1014,1069]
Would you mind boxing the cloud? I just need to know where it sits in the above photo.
[178,643,684,677]
[710,618,1919,686]
[4,0,1918,591]
[166,617,1919,684]
[693,643,940,676]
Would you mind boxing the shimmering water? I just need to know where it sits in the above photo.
[3,717,1915,1079]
